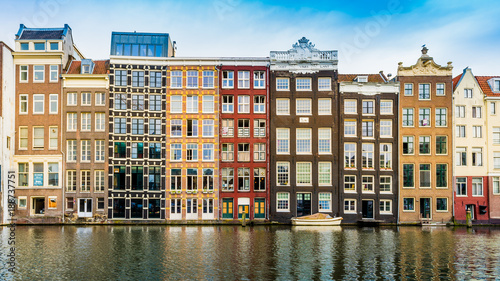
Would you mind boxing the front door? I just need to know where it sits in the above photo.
[420,198,431,220]
[297,193,311,217]
[466,204,475,220]
[238,205,249,219]
[362,200,374,219]
[222,198,233,219]
[78,198,92,218]
[254,198,265,219]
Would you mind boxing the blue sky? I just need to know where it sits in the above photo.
[1,0,500,76]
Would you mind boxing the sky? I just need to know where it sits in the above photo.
[1,0,500,77]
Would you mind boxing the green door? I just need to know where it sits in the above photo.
[222,198,233,219]
[254,198,265,219]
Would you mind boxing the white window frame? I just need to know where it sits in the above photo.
[222,95,234,113]
[170,95,183,113]
[67,113,77,132]
[186,95,198,113]
[380,200,392,214]
[202,70,214,89]
[380,120,392,138]
[296,98,312,115]
[318,77,331,91]
[49,65,58,82]
[20,65,28,82]
[187,70,198,88]
[296,77,312,91]
[49,94,58,114]
[95,140,105,162]
[81,113,91,132]
[318,192,332,212]
[95,113,105,132]
[202,95,214,113]
[81,140,91,162]
[344,199,356,213]
[49,126,58,150]
[238,95,250,113]
[254,71,265,89]
[67,140,77,162]
[170,70,183,88]
[238,71,250,89]
[67,93,77,106]
[33,127,44,149]
[380,100,393,115]
[222,71,234,89]
[318,162,332,186]
[276,192,290,212]
[344,120,357,137]
[276,78,289,91]
[296,128,312,154]
[296,162,312,185]
[20,94,28,114]
[276,98,290,115]
[33,65,45,82]
[95,93,105,106]
[276,128,290,154]
[318,128,331,154]
[33,94,44,114]
[318,98,332,115]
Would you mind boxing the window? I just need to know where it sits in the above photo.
[149,95,161,111]
[297,162,312,185]
[170,70,182,88]
[403,136,414,155]
[419,108,430,126]
[254,119,266,137]
[380,200,392,214]
[344,121,356,137]
[202,143,214,161]
[436,83,445,95]
[221,168,234,191]
[67,93,77,107]
[49,94,58,114]
[33,94,44,114]
[472,106,482,118]
[380,144,392,169]
[473,126,482,138]
[50,42,58,50]
[277,162,289,186]
[149,143,161,159]
[296,99,312,115]
[33,127,44,148]
[113,166,126,190]
[276,78,289,90]
[49,127,58,150]
[34,65,44,82]
[131,166,143,190]
[472,178,483,196]
[493,177,500,194]
[81,140,91,162]
[237,143,250,162]
[222,96,233,113]
[67,140,77,162]
[202,70,214,88]
[114,93,127,110]
[436,198,447,212]
[132,71,144,87]
[277,192,290,212]
[254,71,265,88]
[296,128,312,154]
[318,162,331,185]
[131,142,144,159]
[318,78,331,91]
[435,108,447,126]
[419,84,430,99]
[170,169,182,191]
[380,100,393,115]
[186,95,198,113]
[456,106,465,118]
[254,143,266,161]
[362,143,374,169]
[238,71,250,89]
[150,71,162,88]
[18,127,27,149]
[65,170,76,192]
[402,108,414,127]
[456,125,466,138]
[254,168,266,191]
[296,78,311,90]
[419,164,431,188]
[494,128,500,144]
[202,119,214,137]
[186,71,199,88]
[380,176,392,192]
[495,152,500,169]
[148,167,161,191]
[170,143,182,161]
[254,96,265,113]
[238,168,250,190]
[344,199,356,213]
[276,99,290,115]
[456,147,467,166]
[380,120,392,137]
[344,175,356,192]
[318,193,332,212]
[222,71,234,88]
[149,119,161,135]
[344,100,357,114]
[131,119,144,135]
[403,164,414,188]
[362,176,374,192]
[170,119,182,137]
[171,198,182,214]
[81,92,91,106]
[131,94,144,110]
[362,100,374,114]
[202,95,214,113]
[81,170,91,192]
[95,140,105,162]
[20,95,28,114]
[94,113,105,132]
[433,136,447,155]
[114,70,128,87]
[48,163,58,186]
[318,128,331,154]
[456,178,467,196]
[403,198,415,211]
[436,164,447,188]
[464,88,472,98]
[495,80,500,92]
[419,136,430,155]
[362,121,373,137]
[318,98,332,115]
[238,95,250,113]
[34,42,45,50]
[492,102,497,115]
[472,148,483,166]
[221,119,233,137]
[221,143,234,161]
[203,169,214,191]
[344,143,356,169]
[20,65,28,82]
[170,95,182,113]
[276,128,289,154]
[81,113,91,131]
[186,143,198,161]
[18,163,29,187]
[20,43,29,50]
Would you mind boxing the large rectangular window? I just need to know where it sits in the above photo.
[202,143,214,161]
[344,143,356,169]
[187,169,198,192]
[238,71,250,89]
[131,166,144,190]
[296,162,312,185]
[238,95,250,113]
[254,71,265,88]
[67,140,77,162]
[33,94,44,114]
[296,99,312,115]
[362,143,374,169]
[403,136,414,155]
[436,136,447,155]
[419,164,431,188]
[318,98,332,115]
[403,164,414,188]
[419,84,430,99]
[203,169,214,191]
[435,108,447,126]
[131,94,144,111]
[186,143,198,161]
[81,140,91,162]
[254,95,265,113]
[222,96,233,113]
[149,143,161,159]
[318,193,332,212]
[344,175,356,192]
[149,119,161,135]
[276,78,289,91]
[456,177,467,196]
[318,128,331,154]
[221,168,234,191]
[254,168,266,191]
[276,99,290,115]
[187,71,198,88]
[131,119,144,135]
[296,78,311,90]
[81,113,91,131]
[113,166,126,190]
[276,128,289,154]
[149,95,161,111]
[436,164,447,188]
[170,169,182,191]
[380,144,392,169]
[472,148,483,166]
[221,119,233,137]
[115,70,127,87]
[202,70,214,88]
[222,71,234,88]
[456,147,467,166]
[150,71,162,88]
[237,119,250,137]
[202,95,214,113]
[296,128,312,154]
[277,162,289,186]
[237,143,250,162]
[170,143,182,161]
[419,136,430,155]
[81,170,91,192]
[472,178,483,196]
[419,108,430,126]
[318,162,331,186]
[34,65,45,82]
[380,176,392,193]
[114,93,127,110]
[132,71,144,87]
[66,170,76,191]
[33,127,44,148]
[238,168,250,191]
[402,108,414,126]
[186,96,198,113]
[253,143,266,161]
[362,121,373,137]
[277,192,290,212]
[344,121,356,137]
[131,142,144,159]
[170,71,182,88]
[202,120,214,137]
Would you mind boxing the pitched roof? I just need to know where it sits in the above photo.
[66,60,110,75]
[19,30,65,40]
[338,73,387,83]
[452,73,462,91]
[476,76,500,97]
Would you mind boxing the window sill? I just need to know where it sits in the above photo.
[402,210,416,212]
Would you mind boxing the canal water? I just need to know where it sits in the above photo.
[1,225,499,280]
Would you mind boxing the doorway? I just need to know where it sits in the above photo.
[297,193,311,217]
[466,204,475,220]
[420,198,431,220]
[32,197,45,215]
[362,200,374,219]
[78,198,92,218]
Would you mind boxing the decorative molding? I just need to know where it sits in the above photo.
[398,48,452,76]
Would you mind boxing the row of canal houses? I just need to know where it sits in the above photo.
[0,24,499,225]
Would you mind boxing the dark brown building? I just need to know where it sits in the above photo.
[269,38,339,222]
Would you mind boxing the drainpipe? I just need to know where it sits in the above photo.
[60,60,65,224]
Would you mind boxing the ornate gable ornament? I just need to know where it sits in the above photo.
[398,46,453,76]
[270,37,338,73]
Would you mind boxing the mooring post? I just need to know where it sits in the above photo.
[466,210,472,228]
[242,212,246,227]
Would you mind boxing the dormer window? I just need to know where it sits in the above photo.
[20,43,29,50]
[357,76,368,83]
[34,42,45,51]
[80,59,94,74]
[82,65,90,74]
[50,42,59,51]
[494,80,500,92]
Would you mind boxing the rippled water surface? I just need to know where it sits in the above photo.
[1,225,499,280]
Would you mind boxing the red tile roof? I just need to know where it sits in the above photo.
[338,73,387,83]
[452,73,462,91]
[66,60,109,75]
[476,76,500,97]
